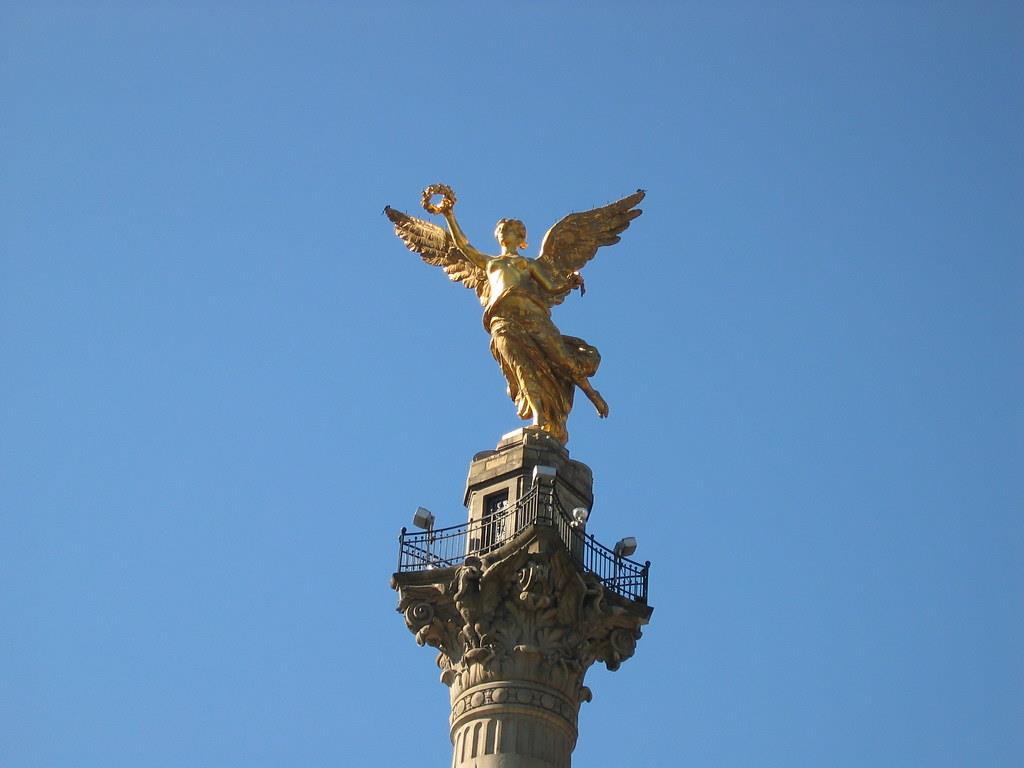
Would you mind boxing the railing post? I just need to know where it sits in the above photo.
[531,466,557,526]
[397,526,407,573]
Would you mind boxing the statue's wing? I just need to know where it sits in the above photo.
[385,206,489,302]
[536,189,645,279]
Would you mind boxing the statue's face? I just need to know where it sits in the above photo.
[494,220,527,251]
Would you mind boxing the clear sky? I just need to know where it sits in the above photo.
[2,2,1021,766]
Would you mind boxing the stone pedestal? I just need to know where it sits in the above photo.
[393,430,652,768]
[463,428,595,530]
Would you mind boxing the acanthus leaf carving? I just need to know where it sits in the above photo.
[394,527,650,701]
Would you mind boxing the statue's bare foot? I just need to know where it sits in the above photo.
[578,379,609,418]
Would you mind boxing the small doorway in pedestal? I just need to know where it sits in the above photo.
[479,489,509,554]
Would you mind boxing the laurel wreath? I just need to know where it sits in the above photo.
[421,183,456,214]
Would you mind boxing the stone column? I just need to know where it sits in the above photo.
[393,430,651,768]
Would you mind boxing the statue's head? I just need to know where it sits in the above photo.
[494,218,527,253]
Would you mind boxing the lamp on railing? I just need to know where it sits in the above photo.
[412,506,435,531]
[611,537,638,595]
[613,536,637,559]
[412,506,436,566]
[571,507,589,527]
[532,466,557,524]
[532,465,556,485]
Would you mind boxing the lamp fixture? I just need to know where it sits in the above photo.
[532,465,557,485]
[412,506,435,531]
[614,536,637,558]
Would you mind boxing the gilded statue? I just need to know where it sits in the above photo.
[385,184,644,445]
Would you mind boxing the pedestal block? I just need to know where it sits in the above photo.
[464,429,594,516]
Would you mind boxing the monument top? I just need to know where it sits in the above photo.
[385,184,644,445]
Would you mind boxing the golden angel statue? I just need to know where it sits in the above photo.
[385,184,644,445]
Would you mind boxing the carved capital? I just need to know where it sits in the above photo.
[393,526,651,703]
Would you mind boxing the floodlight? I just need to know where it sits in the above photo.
[412,506,435,531]
[614,537,638,558]
[571,507,590,526]
[532,465,557,485]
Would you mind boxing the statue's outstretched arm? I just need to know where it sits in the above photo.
[443,211,490,271]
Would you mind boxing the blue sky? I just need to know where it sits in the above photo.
[2,2,1021,766]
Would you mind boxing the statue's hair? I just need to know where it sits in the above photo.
[494,218,527,245]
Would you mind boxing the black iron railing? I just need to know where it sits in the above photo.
[396,485,650,603]
[551,495,650,603]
